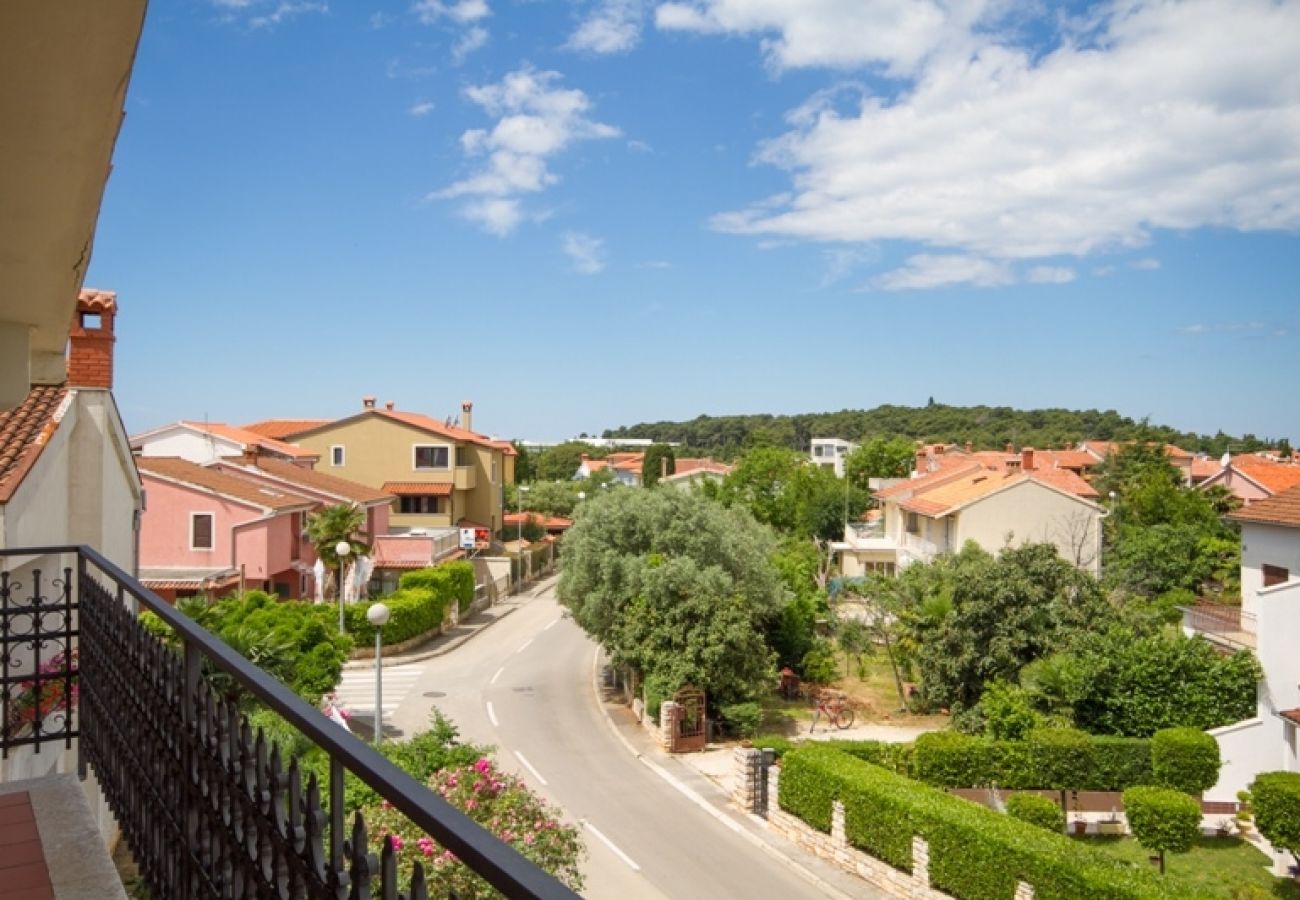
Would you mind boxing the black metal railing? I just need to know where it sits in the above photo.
[0,546,577,900]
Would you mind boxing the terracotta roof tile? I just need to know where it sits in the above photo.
[138,457,314,512]
[1028,467,1100,498]
[179,421,318,460]
[504,512,573,529]
[1191,457,1223,480]
[242,419,329,440]
[372,535,435,569]
[1230,459,1300,494]
[381,481,453,496]
[673,457,733,476]
[244,457,393,505]
[1281,708,1300,726]
[0,385,71,503]
[375,410,517,455]
[1230,484,1300,528]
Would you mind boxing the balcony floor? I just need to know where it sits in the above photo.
[0,775,125,900]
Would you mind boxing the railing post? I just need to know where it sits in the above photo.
[76,553,88,778]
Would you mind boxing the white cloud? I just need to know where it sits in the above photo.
[409,100,435,118]
[248,1,327,29]
[568,0,645,54]
[563,232,608,274]
[683,1,1300,283]
[452,25,489,63]
[1130,257,1162,271]
[821,245,879,287]
[1025,265,1076,284]
[655,0,991,75]
[433,67,621,235]
[872,254,1012,291]
[413,0,489,24]
[212,0,255,8]
[627,139,653,153]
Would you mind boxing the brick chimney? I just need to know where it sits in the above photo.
[965,441,973,453]
[1005,441,1014,454]
[385,401,394,411]
[67,290,117,389]
[1021,447,1035,471]
[362,396,376,409]
[242,444,260,465]
[915,448,927,474]
[461,400,473,433]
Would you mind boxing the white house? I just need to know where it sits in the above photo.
[131,420,319,467]
[810,437,857,477]
[838,451,1103,576]
[1197,486,1300,839]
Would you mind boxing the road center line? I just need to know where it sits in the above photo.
[582,820,641,871]
[490,666,504,685]
[513,750,548,786]
[516,638,533,654]
[486,701,498,727]
[543,618,559,631]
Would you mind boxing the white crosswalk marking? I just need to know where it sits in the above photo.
[332,664,424,717]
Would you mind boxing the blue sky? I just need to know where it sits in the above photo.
[88,0,1300,444]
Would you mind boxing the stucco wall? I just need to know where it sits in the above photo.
[136,428,240,464]
[139,475,267,570]
[1240,522,1300,618]
[955,480,1101,573]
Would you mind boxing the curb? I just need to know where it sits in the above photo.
[341,603,521,670]
[587,646,854,900]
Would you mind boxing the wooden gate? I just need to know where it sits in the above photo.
[672,686,706,753]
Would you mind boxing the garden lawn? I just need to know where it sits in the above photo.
[758,658,948,736]
[1076,834,1299,898]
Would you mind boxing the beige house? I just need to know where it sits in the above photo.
[839,451,1103,576]
[277,399,515,534]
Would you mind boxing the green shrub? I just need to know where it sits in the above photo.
[823,739,914,777]
[780,746,1194,898]
[1122,785,1202,874]
[752,734,798,759]
[343,588,449,647]
[800,640,839,684]
[1006,793,1065,833]
[720,701,763,739]
[981,681,1040,741]
[399,561,475,614]
[1150,727,1220,795]
[912,729,1152,791]
[1249,771,1300,857]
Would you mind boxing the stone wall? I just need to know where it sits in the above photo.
[748,757,1039,900]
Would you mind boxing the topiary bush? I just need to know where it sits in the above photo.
[1249,771,1300,860]
[1150,727,1220,795]
[343,588,450,646]
[1122,785,1202,875]
[1006,792,1065,833]
[780,746,1196,898]
[398,561,476,614]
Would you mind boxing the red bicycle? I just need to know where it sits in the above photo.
[810,692,855,732]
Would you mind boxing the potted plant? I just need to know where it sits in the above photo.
[1235,789,1254,836]
[1070,791,1088,835]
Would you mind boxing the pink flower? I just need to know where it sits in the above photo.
[389,833,404,851]
[473,757,492,775]
[417,838,435,857]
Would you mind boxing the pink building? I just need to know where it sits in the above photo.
[137,456,315,602]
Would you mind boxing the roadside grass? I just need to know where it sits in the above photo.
[1076,834,1300,898]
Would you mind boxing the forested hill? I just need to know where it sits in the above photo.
[604,404,1266,460]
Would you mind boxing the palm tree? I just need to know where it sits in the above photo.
[305,503,368,597]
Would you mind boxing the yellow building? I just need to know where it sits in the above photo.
[266,399,515,534]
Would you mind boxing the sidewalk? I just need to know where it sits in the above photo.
[592,664,885,899]
[341,574,558,671]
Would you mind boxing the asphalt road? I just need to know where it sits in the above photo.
[384,583,860,899]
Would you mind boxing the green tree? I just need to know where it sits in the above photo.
[535,441,598,482]
[980,681,1040,740]
[843,437,916,490]
[897,542,1111,712]
[305,502,368,597]
[1250,772,1300,866]
[1150,727,1221,795]
[512,440,534,482]
[718,447,803,532]
[556,489,785,705]
[836,617,871,678]
[1122,786,1201,874]
[641,443,676,488]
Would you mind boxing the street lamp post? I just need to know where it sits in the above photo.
[335,540,352,634]
[517,484,530,545]
[367,602,390,744]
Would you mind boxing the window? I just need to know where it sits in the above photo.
[191,513,214,550]
[906,512,920,535]
[414,445,449,470]
[330,445,345,467]
[399,496,441,515]
[813,445,826,457]
[1263,564,1290,588]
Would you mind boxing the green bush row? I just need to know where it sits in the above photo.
[399,561,476,615]
[913,728,1154,791]
[343,588,449,646]
[779,746,1200,899]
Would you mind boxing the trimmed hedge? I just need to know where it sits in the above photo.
[1006,793,1065,834]
[780,746,1200,899]
[343,588,449,646]
[912,729,1153,791]
[1250,771,1300,855]
[1122,786,1202,859]
[1150,727,1220,795]
[822,739,915,777]
[399,561,476,614]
